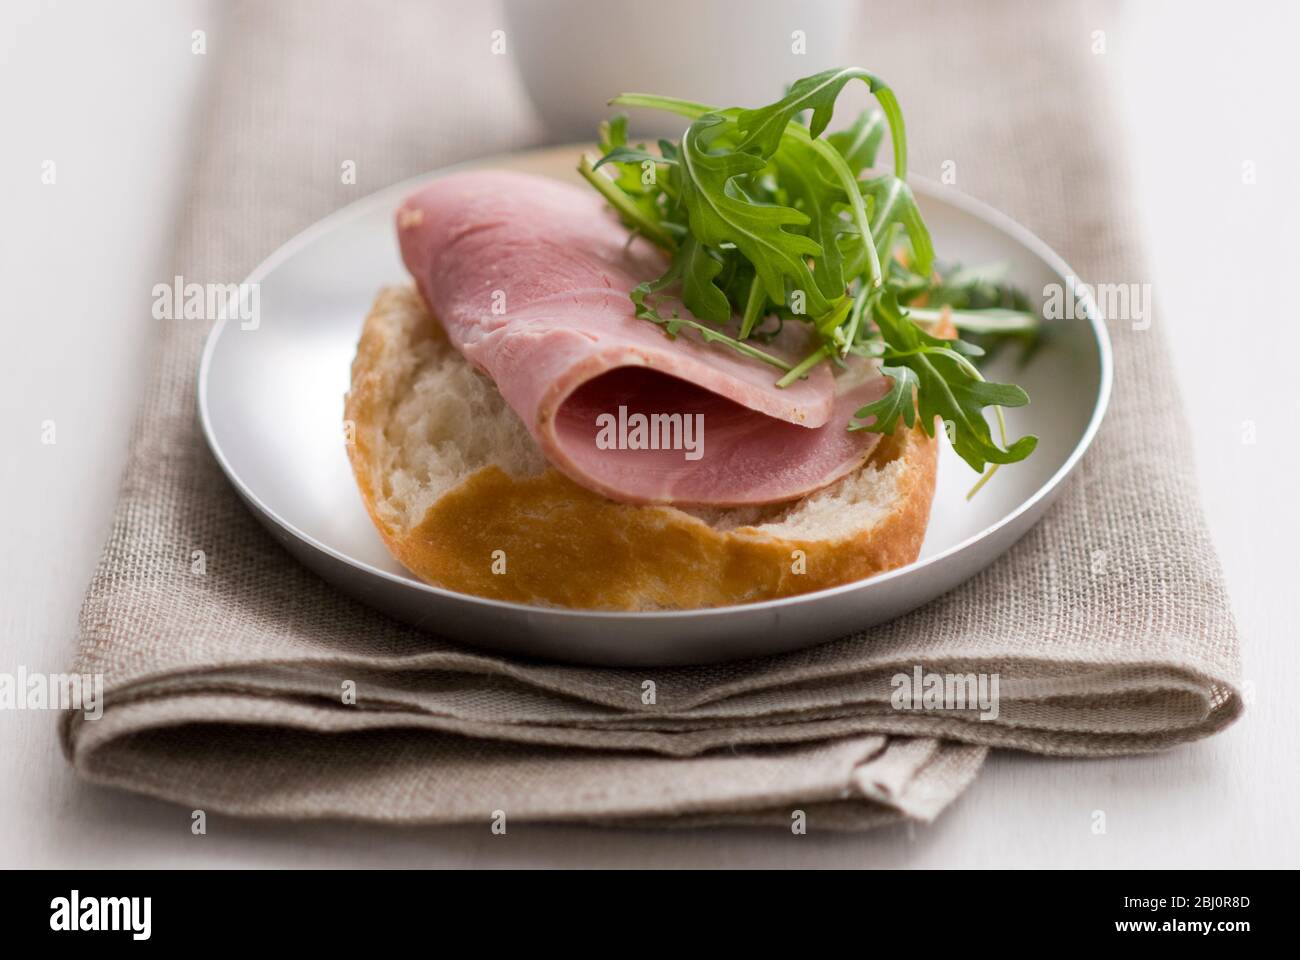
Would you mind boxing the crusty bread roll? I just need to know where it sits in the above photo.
[344,285,939,610]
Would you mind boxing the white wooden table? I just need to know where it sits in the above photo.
[2,0,1295,868]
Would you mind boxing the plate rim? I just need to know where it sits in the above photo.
[198,145,1113,623]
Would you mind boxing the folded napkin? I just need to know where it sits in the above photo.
[61,0,1241,829]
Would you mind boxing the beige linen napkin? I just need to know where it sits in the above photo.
[60,0,1241,829]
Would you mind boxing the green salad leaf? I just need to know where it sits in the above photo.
[679,114,825,312]
[851,293,1037,474]
[581,68,1040,489]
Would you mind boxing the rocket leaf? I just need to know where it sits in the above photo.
[582,68,1040,483]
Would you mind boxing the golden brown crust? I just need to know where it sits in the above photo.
[344,288,940,610]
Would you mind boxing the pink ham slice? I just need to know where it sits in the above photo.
[397,169,885,506]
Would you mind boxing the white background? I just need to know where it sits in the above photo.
[1,0,1296,867]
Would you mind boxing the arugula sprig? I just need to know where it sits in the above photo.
[581,67,1039,485]
[852,292,1035,473]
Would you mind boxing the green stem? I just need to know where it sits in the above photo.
[577,155,676,251]
[739,274,766,339]
[776,344,830,387]
[871,85,908,178]
[610,94,714,120]
[841,284,876,358]
[806,137,884,292]
[647,312,792,372]
[906,306,1039,336]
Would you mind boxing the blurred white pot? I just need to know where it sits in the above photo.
[503,0,858,141]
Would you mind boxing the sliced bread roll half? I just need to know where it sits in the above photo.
[344,285,939,611]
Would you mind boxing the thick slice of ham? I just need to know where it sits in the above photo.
[397,169,884,506]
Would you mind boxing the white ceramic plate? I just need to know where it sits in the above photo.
[199,145,1111,666]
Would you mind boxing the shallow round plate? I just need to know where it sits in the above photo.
[199,145,1111,667]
